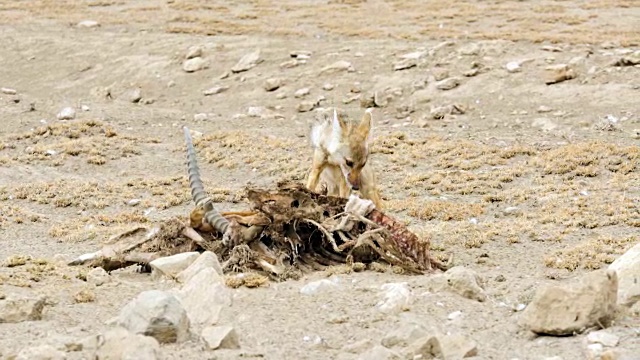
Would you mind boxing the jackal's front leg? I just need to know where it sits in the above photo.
[306,150,327,192]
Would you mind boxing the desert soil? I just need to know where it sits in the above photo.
[0,0,639,359]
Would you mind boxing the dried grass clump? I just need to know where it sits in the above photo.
[544,235,638,271]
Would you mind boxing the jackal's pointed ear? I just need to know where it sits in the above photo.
[356,108,373,139]
[331,108,346,138]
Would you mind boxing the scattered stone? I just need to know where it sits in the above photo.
[177,267,230,327]
[280,59,303,68]
[231,48,262,73]
[431,68,449,81]
[116,290,190,343]
[376,282,412,314]
[264,78,282,92]
[542,45,563,52]
[127,199,141,207]
[393,58,417,71]
[503,206,522,216]
[319,60,354,74]
[381,322,429,348]
[149,252,199,280]
[430,103,466,120]
[185,45,203,59]
[423,266,486,302]
[193,113,208,121]
[435,77,460,91]
[87,267,111,287]
[123,88,142,103]
[519,268,618,336]
[459,43,480,56]
[611,51,640,66]
[448,310,463,320]
[290,50,312,59]
[545,64,576,85]
[56,107,76,120]
[322,83,334,91]
[537,105,553,113]
[587,330,619,347]
[294,87,310,98]
[73,288,96,303]
[462,68,480,77]
[439,334,479,359]
[182,57,208,73]
[342,339,373,354]
[77,20,100,28]
[1,87,17,95]
[297,100,318,113]
[532,117,559,132]
[357,345,400,360]
[506,61,522,73]
[0,296,46,323]
[93,327,161,360]
[300,278,340,295]
[203,85,229,96]
[81,104,90,111]
[16,344,66,360]
[608,242,640,306]
[587,343,604,359]
[201,325,240,350]
[176,251,223,284]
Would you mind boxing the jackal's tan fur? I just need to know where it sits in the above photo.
[306,108,383,209]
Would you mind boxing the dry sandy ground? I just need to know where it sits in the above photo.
[0,0,639,359]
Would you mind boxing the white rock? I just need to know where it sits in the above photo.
[203,86,229,96]
[376,282,412,314]
[319,60,354,74]
[87,267,111,287]
[1,87,17,95]
[193,113,208,121]
[176,251,223,284]
[116,290,190,344]
[300,278,340,295]
[81,104,90,111]
[447,310,463,320]
[231,48,262,73]
[77,20,100,28]
[185,45,203,59]
[127,199,141,206]
[201,325,240,350]
[177,267,230,327]
[587,330,619,347]
[57,107,76,120]
[608,242,640,306]
[149,252,200,280]
[182,57,208,73]
[16,344,66,360]
[294,87,310,98]
[506,61,522,73]
[93,327,161,360]
[0,295,46,323]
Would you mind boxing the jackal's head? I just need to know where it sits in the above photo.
[327,108,373,191]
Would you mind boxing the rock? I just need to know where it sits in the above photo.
[342,339,373,354]
[430,104,466,120]
[376,282,412,314]
[435,77,460,91]
[459,43,480,56]
[127,199,141,206]
[231,48,262,73]
[193,113,208,121]
[149,252,200,280]
[587,330,619,347]
[1,87,17,95]
[432,68,449,81]
[611,51,640,66]
[357,345,401,360]
[263,78,282,92]
[185,45,203,59]
[176,251,223,284]
[56,107,76,120]
[393,58,417,71]
[542,45,563,52]
[545,64,576,85]
[587,343,604,359]
[503,206,522,216]
[519,268,618,336]
[297,100,318,113]
[537,105,553,113]
[409,89,432,107]
[381,322,429,348]
[93,327,161,360]
[73,289,96,303]
[116,290,190,343]
[77,20,100,28]
[16,344,66,360]
[124,88,142,103]
[422,266,486,302]
[290,50,312,59]
[399,50,426,60]
[182,57,208,73]
[0,296,46,323]
[300,278,340,295]
[319,60,354,74]
[203,85,229,96]
[294,87,310,98]
[280,59,303,68]
[439,334,478,359]
[608,242,640,306]
[506,61,522,73]
[201,325,240,350]
[404,335,442,359]
[322,83,334,91]
[177,267,230,327]
[532,117,559,132]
